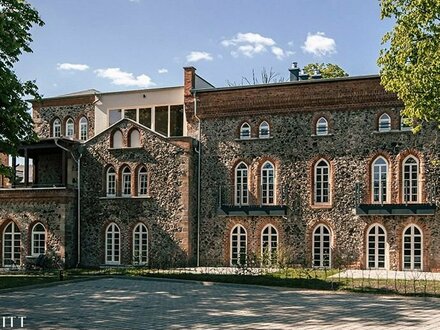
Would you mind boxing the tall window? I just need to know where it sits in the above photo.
[314,159,330,204]
[105,223,120,265]
[122,166,131,197]
[367,224,387,269]
[259,121,270,138]
[133,223,148,265]
[112,130,123,148]
[313,225,331,268]
[66,118,74,138]
[230,225,247,266]
[53,118,61,137]
[2,222,21,267]
[138,166,148,196]
[235,162,248,205]
[378,113,391,132]
[403,225,422,270]
[106,167,116,197]
[240,122,251,139]
[79,117,88,141]
[261,161,275,205]
[372,157,388,204]
[316,117,328,136]
[403,156,419,203]
[31,223,46,256]
[261,225,278,265]
[128,129,141,147]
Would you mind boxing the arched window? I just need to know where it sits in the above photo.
[316,117,328,136]
[137,166,148,196]
[53,118,61,137]
[235,162,248,206]
[402,156,419,203]
[2,222,21,267]
[66,118,75,138]
[230,225,247,266]
[112,130,123,148]
[31,223,46,256]
[261,225,278,265]
[378,113,391,132]
[105,223,120,265]
[261,161,275,205]
[259,121,270,138]
[313,224,331,268]
[403,225,422,270]
[106,167,116,197]
[79,117,88,141]
[128,129,141,147]
[367,224,387,269]
[372,157,389,204]
[240,122,251,139]
[314,159,330,204]
[121,166,132,197]
[133,223,148,265]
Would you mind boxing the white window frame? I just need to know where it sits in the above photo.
[106,167,116,197]
[105,223,120,265]
[240,122,251,140]
[312,224,331,268]
[402,224,423,271]
[367,224,387,270]
[261,225,278,265]
[66,118,75,138]
[79,117,88,141]
[230,225,247,266]
[121,167,132,197]
[133,223,148,265]
[31,223,46,257]
[53,118,61,137]
[259,121,270,138]
[137,167,149,197]
[402,156,420,203]
[314,159,330,204]
[234,162,249,206]
[2,222,21,268]
[378,113,391,132]
[372,157,389,204]
[316,117,328,136]
[261,161,275,205]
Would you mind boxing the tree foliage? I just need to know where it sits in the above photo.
[302,63,349,79]
[378,0,440,130]
[226,67,287,86]
[0,0,43,174]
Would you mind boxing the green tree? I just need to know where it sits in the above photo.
[303,63,349,78]
[378,0,440,130]
[0,0,44,175]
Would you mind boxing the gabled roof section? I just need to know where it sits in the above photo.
[60,89,100,97]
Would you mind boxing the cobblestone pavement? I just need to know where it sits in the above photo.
[1,277,440,329]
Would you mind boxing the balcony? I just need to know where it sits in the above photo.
[355,204,436,216]
[217,185,288,217]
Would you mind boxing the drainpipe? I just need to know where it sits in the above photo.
[54,139,82,267]
[193,91,201,267]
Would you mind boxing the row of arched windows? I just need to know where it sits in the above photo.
[52,116,88,140]
[105,222,148,265]
[239,121,270,139]
[235,161,275,205]
[2,222,46,267]
[378,113,411,132]
[106,165,149,197]
[110,128,141,148]
[230,223,423,270]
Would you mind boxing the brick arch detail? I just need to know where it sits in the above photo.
[308,155,334,208]
[307,221,335,267]
[127,127,141,147]
[27,220,48,256]
[396,149,425,203]
[361,221,389,269]
[253,156,281,205]
[396,220,430,271]
[224,220,250,265]
[311,111,333,135]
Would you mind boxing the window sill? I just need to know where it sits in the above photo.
[310,204,333,210]
[235,137,273,142]
[108,147,143,150]
[372,130,412,135]
[99,196,151,200]
[311,133,334,137]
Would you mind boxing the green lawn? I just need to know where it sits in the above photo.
[0,275,60,290]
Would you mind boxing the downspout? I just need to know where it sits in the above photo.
[193,91,201,267]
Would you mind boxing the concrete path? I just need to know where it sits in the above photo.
[1,277,439,329]
[332,269,440,281]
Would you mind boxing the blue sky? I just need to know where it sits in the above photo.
[16,0,394,97]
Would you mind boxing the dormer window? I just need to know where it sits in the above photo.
[53,118,61,137]
[240,122,251,139]
[259,121,270,138]
[316,117,328,136]
[66,118,74,138]
[378,113,391,132]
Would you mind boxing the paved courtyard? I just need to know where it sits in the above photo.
[1,277,440,329]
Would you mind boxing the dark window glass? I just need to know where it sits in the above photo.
[155,106,168,136]
[139,108,151,128]
[170,105,184,136]
[124,109,137,121]
[109,109,122,125]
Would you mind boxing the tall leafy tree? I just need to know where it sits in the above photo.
[378,0,440,130]
[0,0,43,175]
[303,63,349,78]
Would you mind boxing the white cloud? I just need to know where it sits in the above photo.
[221,32,276,58]
[57,63,89,71]
[94,68,155,87]
[302,32,336,56]
[158,68,168,74]
[186,51,213,62]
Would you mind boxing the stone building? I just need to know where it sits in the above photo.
[0,63,438,271]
